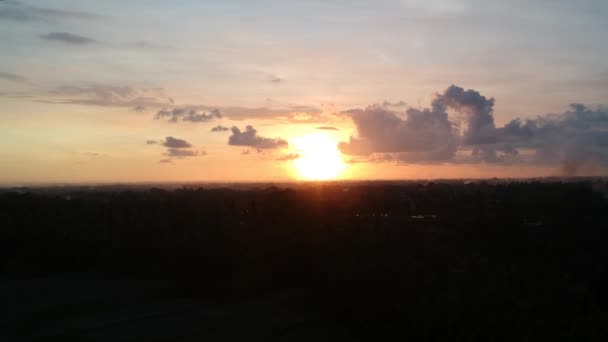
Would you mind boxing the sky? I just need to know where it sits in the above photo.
[1,0,607,184]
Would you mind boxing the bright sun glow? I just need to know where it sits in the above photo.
[291,133,346,180]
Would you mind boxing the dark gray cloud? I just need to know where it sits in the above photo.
[499,103,608,175]
[162,136,192,149]
[228,125,288,149]
[316,126,340,131]
[0,71,28,83]
[276,153,300,161]
[155,106,221,123]
[164,148,201,158]
[339,85,608,175]
[40,31,97,45]
[0,1,100,22]
[438,85,497,145]
[156,137,203,159]
[211,125,229,132]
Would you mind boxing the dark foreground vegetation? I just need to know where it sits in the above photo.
[2,179,608,341]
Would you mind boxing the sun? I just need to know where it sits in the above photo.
[291,132,346,180]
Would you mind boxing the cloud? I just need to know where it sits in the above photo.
[164,148,201,158]
[269,75,283,83]
[380,100,408,111]
[316,126,340,131]
[131,40,173,50]
[338,85,507,163]
[159,158,173,164]
[382,100,408,107]
[153,103,326,123]
[41,84,172,107]
[155,106,221,123]
[82,151,105,157]
[0,84,172,108]
[0,83,326,123]
[220,105,322,122]
[146,140,158,145]
[276,153,301,161]
[162,136,192,149]
[338,102,458,162]
[211,125,229,132]
[499,103,608,175]
[154,136,203,158]
[340,85,608,175]
[40,31,97,45]
[438,85,497,145]
[0,1,100,22]
[228,125,288,149]
[0,71,28,83]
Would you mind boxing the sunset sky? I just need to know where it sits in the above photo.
[1,0,607,183]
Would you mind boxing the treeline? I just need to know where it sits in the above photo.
[2,181,608,339]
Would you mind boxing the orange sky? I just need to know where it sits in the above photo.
[1,1,607,184]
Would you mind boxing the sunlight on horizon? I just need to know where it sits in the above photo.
[291,132,346,180]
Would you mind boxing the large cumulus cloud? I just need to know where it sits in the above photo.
[338,96,458,162]
[438,85,497,145]
[339,85,608,175]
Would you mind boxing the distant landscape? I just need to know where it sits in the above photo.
[2,179,608,340]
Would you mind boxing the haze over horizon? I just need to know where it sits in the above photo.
[2,0,608,183]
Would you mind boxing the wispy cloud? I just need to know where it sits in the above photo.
[38,84,173,108]
[276,153,300,161]
[0,1,100,22]
[155,107,221,123]
[0,71,28,83]
[40,31,97,45]
[211,125,229,132]
[0,82,331,124]
[269,75,283,83]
